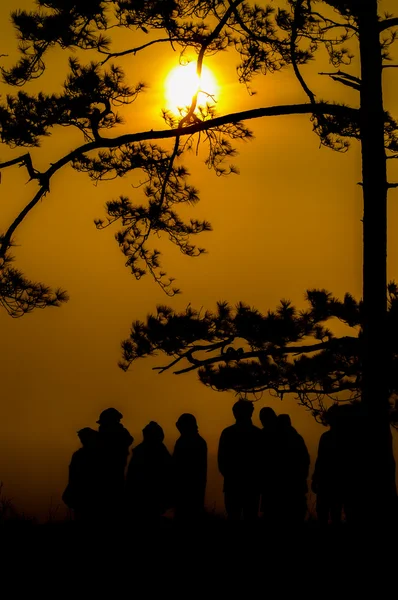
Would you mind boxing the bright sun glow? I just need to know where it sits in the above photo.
[165,62,218,113]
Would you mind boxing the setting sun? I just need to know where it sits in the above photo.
[165,62,218,113]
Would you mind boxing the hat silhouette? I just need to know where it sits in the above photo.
[96,407,123,424]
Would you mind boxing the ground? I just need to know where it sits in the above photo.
[0,512,396,592]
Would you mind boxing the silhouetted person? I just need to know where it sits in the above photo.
[96,407,134,522]
[259,407,279,526]
[275,414,310,527]
[348,403,397,528]
[218,399,262,522]
[312,405,348,526]
[173,413,207,523]
[126,421,173,526]
[311,402,393,527]
[62,427,101,524]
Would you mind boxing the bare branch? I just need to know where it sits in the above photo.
[328,77,360,91]
[1,186,48,255]
[311,11,358,33]
[319,70,361,91]
[0,153,39,181]
[319,70,361,83]
[99,37,181,65]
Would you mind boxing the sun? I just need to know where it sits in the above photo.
[165,62,218,114]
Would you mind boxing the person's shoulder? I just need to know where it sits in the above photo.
[131,442,144,455]
[162,442,171,453]
[220,424,236,436]
[290,426,304,441]
[160,443,172,459]
[71,448,83,461]
[121,426,134,440]
[252,425,263,442]
[198,434,208,449]
[174,436,183,448]
[295,431,308,449]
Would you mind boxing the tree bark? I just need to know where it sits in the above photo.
[357,0,397,525]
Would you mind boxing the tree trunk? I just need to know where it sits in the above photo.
[357,0,396,525]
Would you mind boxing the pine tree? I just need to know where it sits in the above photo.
[1,1,398,523]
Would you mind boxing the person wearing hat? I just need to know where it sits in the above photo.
[62,427,102,524]
[96,407,134,466]
[173,413,207,523]
[96,407,134,522]
[96,407,123,425]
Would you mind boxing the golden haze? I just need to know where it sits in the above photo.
[0,1,397,520]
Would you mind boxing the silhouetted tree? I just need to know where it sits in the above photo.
[1,1,398,520]
[0,238,68,317]
[119,285,398,419]
[119,284,398,522]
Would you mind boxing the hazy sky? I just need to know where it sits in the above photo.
[0,1,397,520]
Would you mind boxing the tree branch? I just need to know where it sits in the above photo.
[311,11,358,33]
[152,335,358,375]
[379,17,398,32]
[0,102,358,258]
[319,70,361,83]
[291,1,316,104]
[99,37,181,65]
[0,153,39,181]
[238,383,359,395]
[328,77,360,91]
[1,186,48,254]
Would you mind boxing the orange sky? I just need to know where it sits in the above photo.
[0,1,397,521]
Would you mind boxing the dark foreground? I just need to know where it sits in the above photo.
[0,514,396,594]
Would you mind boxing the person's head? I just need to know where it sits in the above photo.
[277,414,292,430]
[96,407,123,426]
[77,427,98,448]
[259,406,277,429]
[232,399,254,422]
[176,413,198,435]
[142,421,164,444]
[325,404,340,429]
[327,402,362,434]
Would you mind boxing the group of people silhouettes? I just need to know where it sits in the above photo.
[63,399,369,528]
[218,400,310,526]
[62,408,207,527]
